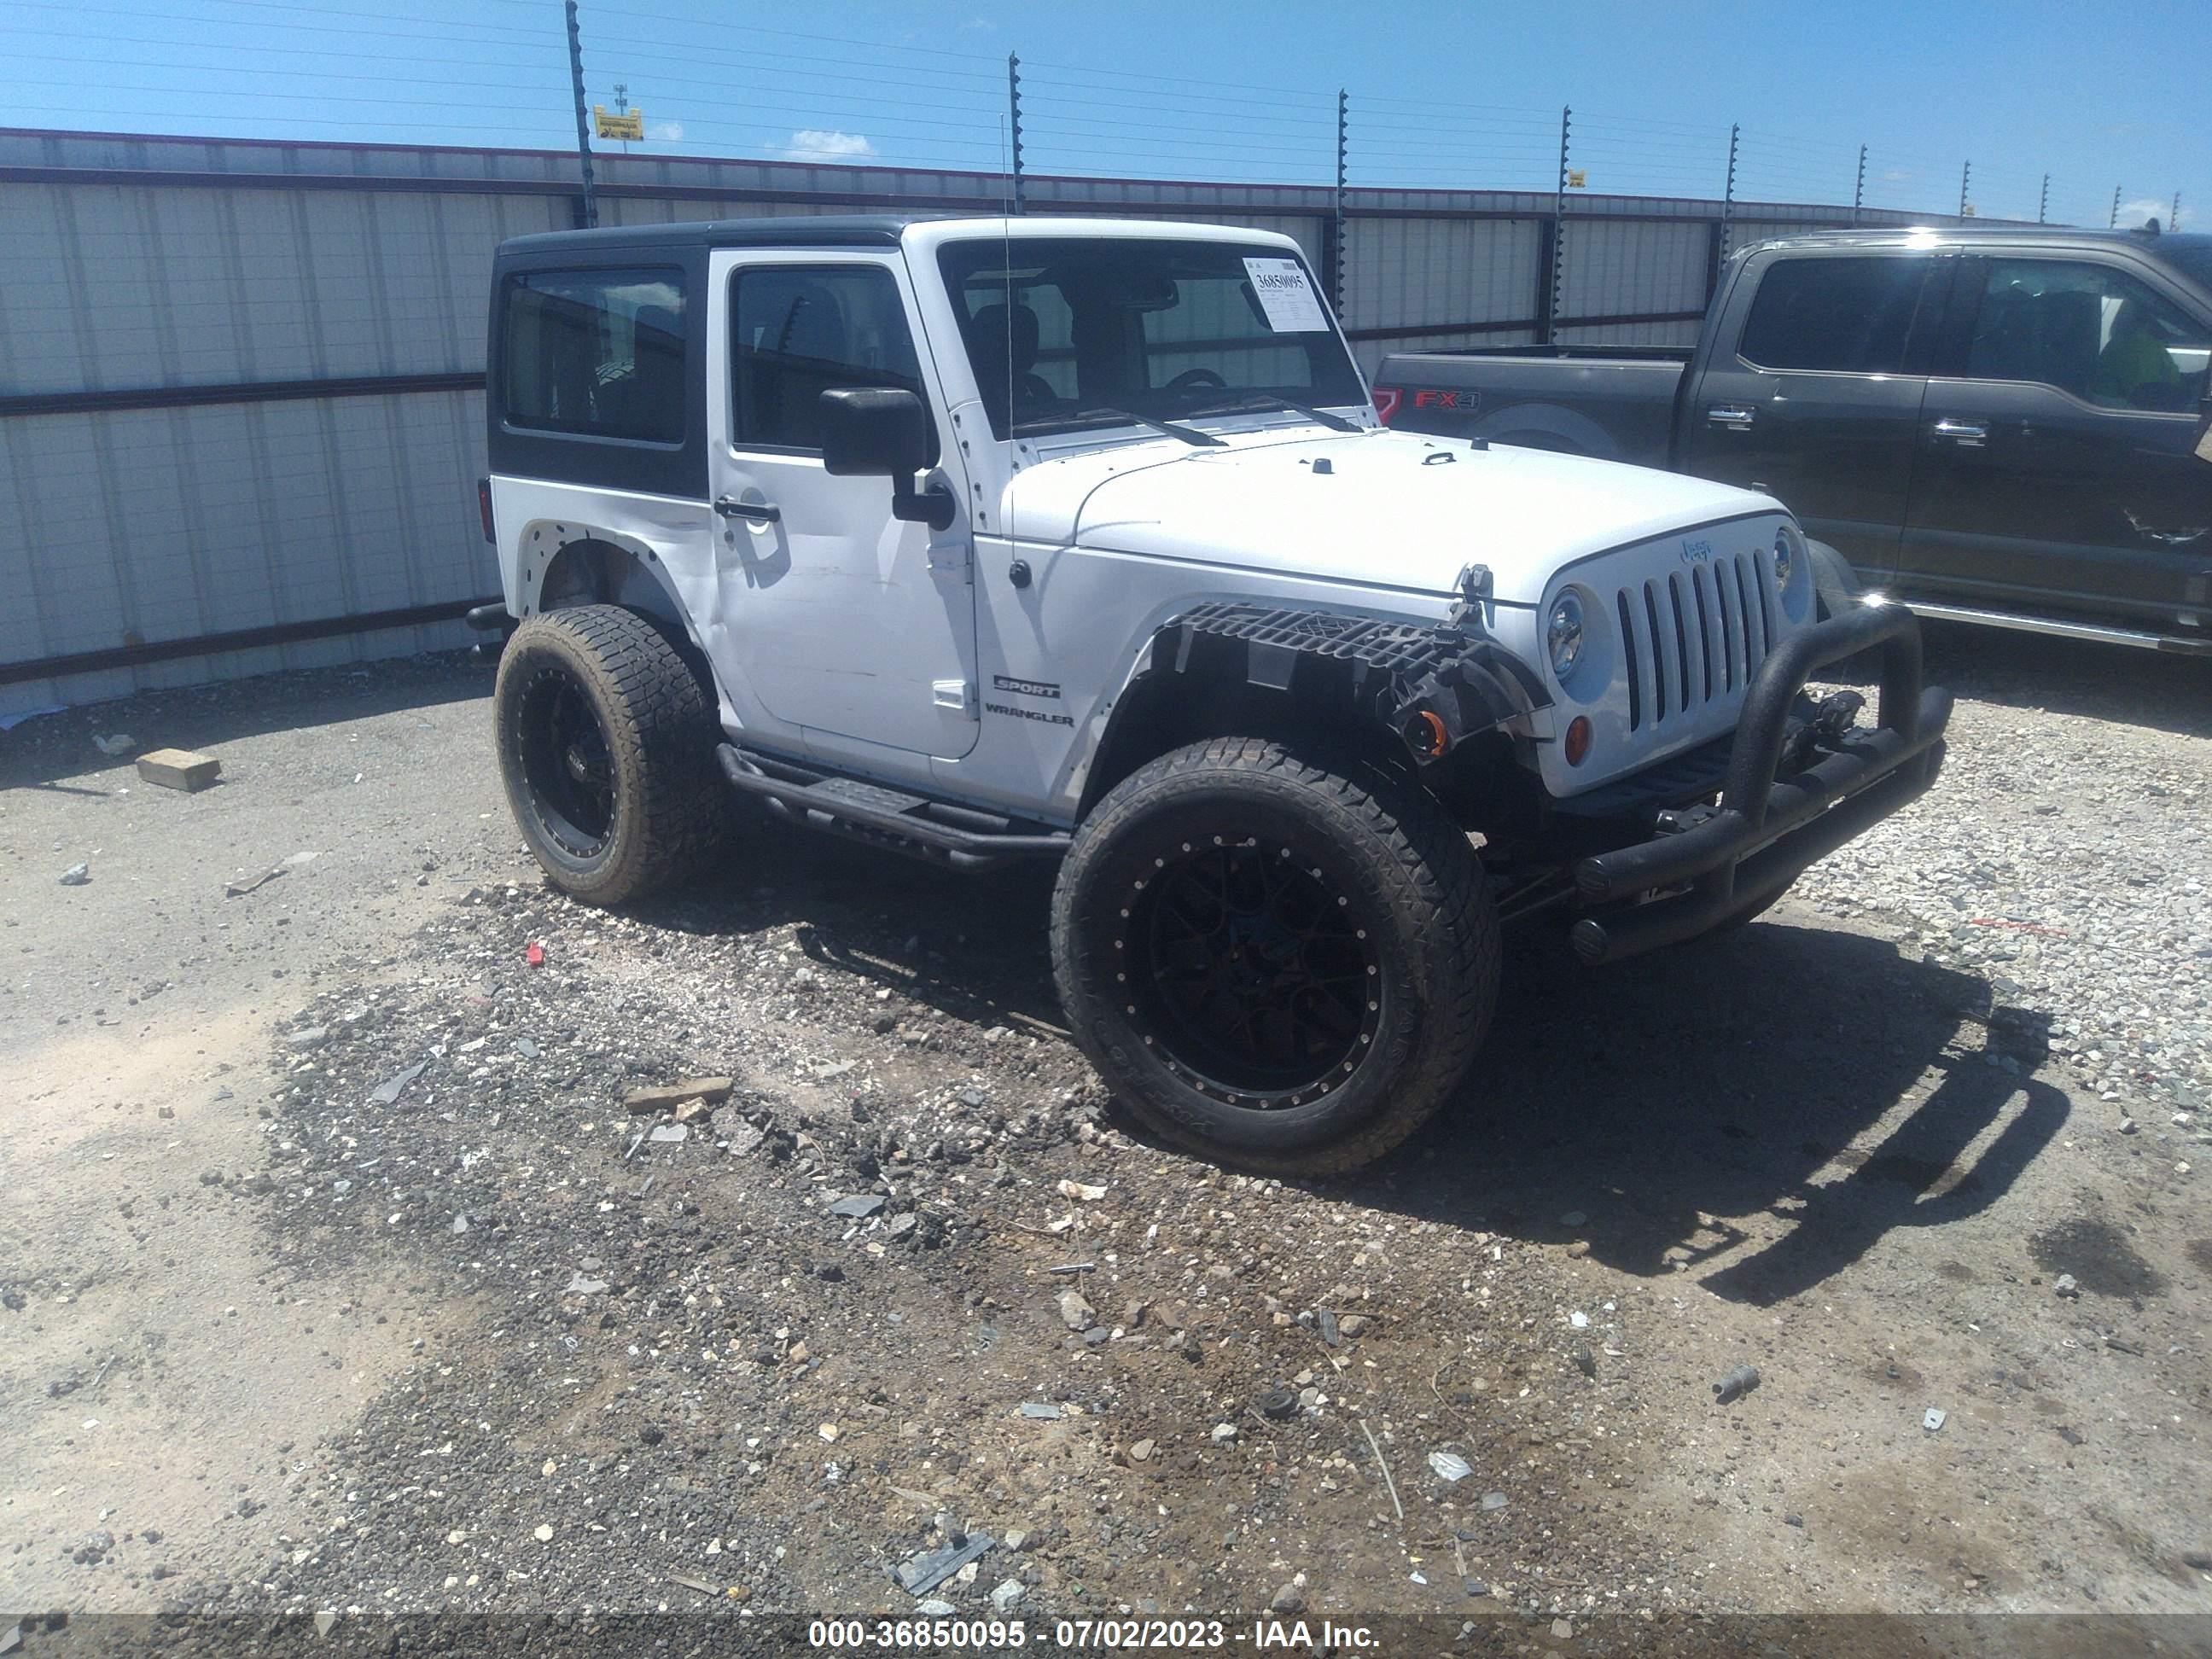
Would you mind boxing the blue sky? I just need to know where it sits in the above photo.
[5,0,2203,228]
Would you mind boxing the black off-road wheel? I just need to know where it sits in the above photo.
[493,604,722,906]
[1051,737,1499,1175]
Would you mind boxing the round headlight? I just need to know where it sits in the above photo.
[1546,591,1586,678]
[1773,526,1798,589]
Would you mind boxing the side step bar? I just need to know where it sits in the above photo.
[714,744,1070,872]
[1901,600,2212,656]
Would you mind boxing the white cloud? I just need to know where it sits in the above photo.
[773,128,877,163]
[648,119,683,143]
[2116,195,2173,229]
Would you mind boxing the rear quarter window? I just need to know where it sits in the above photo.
[1738,256,1935,375]
[501,267,687,444]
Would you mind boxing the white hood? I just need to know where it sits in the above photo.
[999,426,1779,604]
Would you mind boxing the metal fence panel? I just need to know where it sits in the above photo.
[1558,218,1710,321]
[0,130,1968,714]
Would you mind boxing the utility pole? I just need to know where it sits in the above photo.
[614,79,629,156]
[2039,173,2049,224]
[2174,190,2183,229]
[1958,159,1971,218]
[1545,104,1571,345]
[1720,122,1739,255]
[1851,143,1866,225]
[564,0,598,229]
[1006,54,1026,216]
[1332,90,1348,316]
[2110,184,2122,228]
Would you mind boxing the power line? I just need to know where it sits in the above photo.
[4,0,550,44]
[590,5,1004,67]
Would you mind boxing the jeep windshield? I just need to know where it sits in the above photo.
[937,236,1368,441]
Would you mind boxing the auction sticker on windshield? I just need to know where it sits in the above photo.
[1243,257,1328,331]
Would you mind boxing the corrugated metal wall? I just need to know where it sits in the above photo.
[0,128,1930,714]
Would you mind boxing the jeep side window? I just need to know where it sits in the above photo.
[1738,256,1934,375]
[501,267,686,444]
[1955,259,2211,413]
[730,265,926,451]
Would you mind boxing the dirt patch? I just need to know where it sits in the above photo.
[0,1017,431,1604]
[2028,1217,2168,1300]
[183,870,1662,1621]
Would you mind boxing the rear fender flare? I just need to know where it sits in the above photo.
[518,524,697,642]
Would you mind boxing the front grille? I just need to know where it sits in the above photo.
[1616,548,1773,731]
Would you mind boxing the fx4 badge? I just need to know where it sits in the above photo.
[1412,388,1478,411]
[1679,538,1714,564]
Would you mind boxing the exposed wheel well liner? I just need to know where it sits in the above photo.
[529,533,688,633]
[1080,601,1550,816]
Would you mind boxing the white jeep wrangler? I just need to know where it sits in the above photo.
[477,214,1951,1173]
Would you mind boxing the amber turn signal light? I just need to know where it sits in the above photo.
[1404,708,1450,759]
[1564,715,1592,766]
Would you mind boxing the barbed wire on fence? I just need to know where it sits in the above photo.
[0,0,2187,229]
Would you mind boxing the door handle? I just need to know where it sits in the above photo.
[1706,405,1755,429]
[1932,418,1988,444]
[714,495,781,523]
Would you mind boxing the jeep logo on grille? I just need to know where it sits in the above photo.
[1679,538,1713,564]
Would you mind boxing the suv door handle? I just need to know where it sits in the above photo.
[1931,418,1988,444]
[714,495,782,523]
[1706,405,1755,429]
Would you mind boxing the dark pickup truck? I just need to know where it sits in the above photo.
[1374,227,2212,654]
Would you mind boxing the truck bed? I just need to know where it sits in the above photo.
[1375,347,1689,467]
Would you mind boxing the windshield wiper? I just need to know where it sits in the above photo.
[1179,393,1359,433]
[1011,407,1225,446]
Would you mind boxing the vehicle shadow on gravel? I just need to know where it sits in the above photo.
[629,819,2071,1310]
[1347,918,2069,1307]
[630,812,1068,1030]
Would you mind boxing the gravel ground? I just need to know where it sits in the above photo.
[1799,627,2212,1123]
[5,627,2212,1655]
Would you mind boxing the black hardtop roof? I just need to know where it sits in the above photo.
[497,213,935,258]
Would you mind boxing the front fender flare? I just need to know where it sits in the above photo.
[1146,601,1551,765]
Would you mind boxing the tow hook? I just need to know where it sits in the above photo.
[1653,801,1717,836]
[1775,690,1866,774]
[1813,690,1866,743]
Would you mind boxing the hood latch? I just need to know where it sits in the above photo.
[1446,562,1493,632]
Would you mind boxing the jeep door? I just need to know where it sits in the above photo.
[1679,250,1948,588]
[1902,252,2212,631]
[706,250,979,761]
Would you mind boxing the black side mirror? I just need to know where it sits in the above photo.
[818,387,955,530]
[819,387,929,475]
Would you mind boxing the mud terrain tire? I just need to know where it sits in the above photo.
[1051,737,1498,1175]
[494,604,720,905]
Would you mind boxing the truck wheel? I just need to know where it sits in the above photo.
[1051,738,1499,1175]
[493,604,721,905]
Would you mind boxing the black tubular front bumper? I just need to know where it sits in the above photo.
[1569,602,1953,965]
